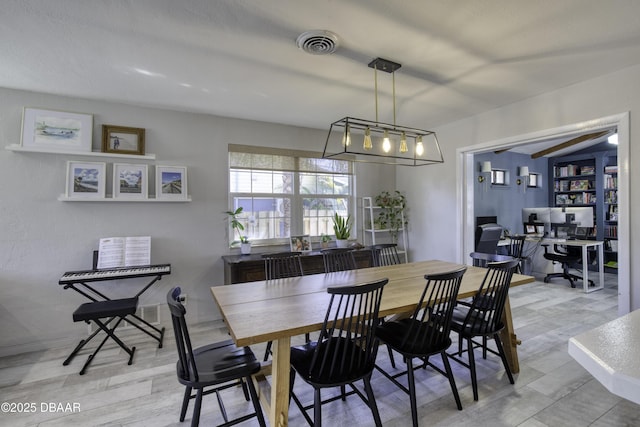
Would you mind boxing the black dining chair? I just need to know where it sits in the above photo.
[263,251,304,279]
[370,243,402,266]
[167,287,266,427]
[506,235,526,273]
[448,258,519,401]
[262,251,305,361]
[320,247,357,272]
[374,268,467,427]
[289,278,388,427]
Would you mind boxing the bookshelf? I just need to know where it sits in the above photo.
[603,160,618,270]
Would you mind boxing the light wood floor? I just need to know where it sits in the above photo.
[2,273,639,426]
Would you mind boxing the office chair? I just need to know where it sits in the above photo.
[167,287,266,427]
[375,268,467,426]
[542,244,594,288]
[475,223,502,254]
[289,278,388,427]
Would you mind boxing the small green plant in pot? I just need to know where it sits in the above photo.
[225,207,251,254]
[332,213,351,248]
[374,190,408,242]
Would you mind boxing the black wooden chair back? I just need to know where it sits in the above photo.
[371,243,401,267]
[262,251,303,279]
[507,235,526,259]
[308,279,387,382]
[167,287,197,382]
[321,248,357,273]
[400,268,466,354]
[461,258,519,337]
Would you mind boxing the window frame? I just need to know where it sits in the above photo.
[228,145,355,247]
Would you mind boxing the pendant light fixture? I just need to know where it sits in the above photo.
[323,58,444,166]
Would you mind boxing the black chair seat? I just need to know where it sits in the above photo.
[450,307,505,336]
[177,339,261,387]
[73,297,138,322]
[544,252,579,264]
[376,318,452,356]
[291,338,370,386]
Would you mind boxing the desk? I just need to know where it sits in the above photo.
[211,260,534,426]
[568,309,640,405]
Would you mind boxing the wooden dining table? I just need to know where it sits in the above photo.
[210,259,534,427]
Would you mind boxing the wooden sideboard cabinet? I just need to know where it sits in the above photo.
[222,249,374,284]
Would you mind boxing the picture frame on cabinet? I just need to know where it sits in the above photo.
[102,125,145,155]
[155,166,188,200]
[21,107,93,152]
[66,161,106,199]
[113,163,148,199]
[290,235,312,252]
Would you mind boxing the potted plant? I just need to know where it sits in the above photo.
[320,233,332,249]
[225,207,251,254]
[332,213,352,248]
[374,190,408,242]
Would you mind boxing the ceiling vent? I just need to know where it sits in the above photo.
[296,30,339,55]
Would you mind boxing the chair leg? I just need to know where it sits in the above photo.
[314,388,322,427]
[441,351,462,410]
[493,333,515,385]
[363,375,382,427]
[387,344,396,369]
[264,340,272,361]
[240,377,250,401]
[191,388,203,427]
[246,375,267,427]
[466,337,479,401]
[180,386,191,421]
[406,358,418,427]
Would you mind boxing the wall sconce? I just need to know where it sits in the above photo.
[518,166,530,192]
[478,161,492,182]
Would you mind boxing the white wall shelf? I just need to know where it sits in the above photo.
[5,144,156,160]
[362,196,408,263]
[58,194,191,202]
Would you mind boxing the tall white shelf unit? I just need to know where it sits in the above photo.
[361,196,408,263]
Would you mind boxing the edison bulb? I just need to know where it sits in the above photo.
[382,130,391,153]
[399,132,408,153]
[416,136,424,156]
[363,127,372,150]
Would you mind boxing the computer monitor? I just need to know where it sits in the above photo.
[549,207,594,228]
[521,207,551,225]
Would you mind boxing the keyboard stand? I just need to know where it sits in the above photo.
[59,264,170,367]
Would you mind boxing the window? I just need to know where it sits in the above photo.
[228,145,354,246]
[491,169,507,185]
[528,172,540,188]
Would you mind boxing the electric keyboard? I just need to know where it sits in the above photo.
[59,264,171,284]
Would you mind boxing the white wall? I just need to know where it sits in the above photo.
[398,64,638,310]
[0,87,392,356]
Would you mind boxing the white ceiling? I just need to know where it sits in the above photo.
[2,0,640,141]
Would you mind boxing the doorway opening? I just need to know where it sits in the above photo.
[457,112,630,314]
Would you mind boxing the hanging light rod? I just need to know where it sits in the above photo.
[323,57,444,167]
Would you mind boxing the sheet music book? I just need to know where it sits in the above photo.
[97,236,151,269]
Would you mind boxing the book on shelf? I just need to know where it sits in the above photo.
[604,165,618,174]
[604,174,618,189]
[579,165,595,175]
[97,236,151,269]
[569,179,590,191]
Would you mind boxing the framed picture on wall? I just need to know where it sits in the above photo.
[21,107,93,152]
[66,161,106,199]
[290,235,312,252]
[102,125,145,155]
[113,163,148,199]
[155,166,188,200]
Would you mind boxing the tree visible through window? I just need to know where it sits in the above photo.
[228,146,353,246]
